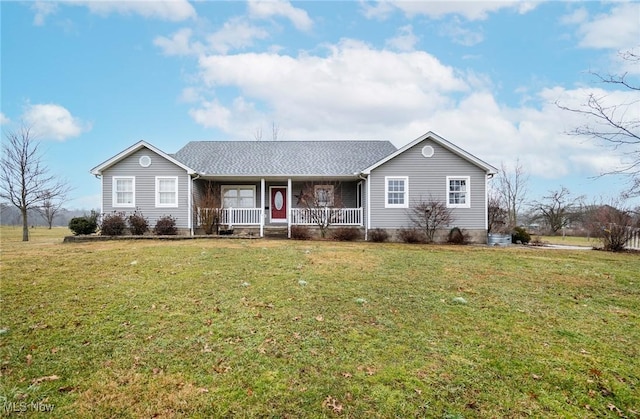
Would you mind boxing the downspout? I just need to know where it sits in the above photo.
[485,172,494,243]
[356,172,368,241]
[190,174,201,236]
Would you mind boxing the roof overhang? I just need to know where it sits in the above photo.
[361,131,498,175]
[194,174,363,182]
[90,140,196,175]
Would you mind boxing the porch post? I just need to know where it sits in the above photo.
[287,178,292,238]
[260,178,265,237]
[365,176,371,241]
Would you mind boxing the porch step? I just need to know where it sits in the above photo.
[264,227,289,239]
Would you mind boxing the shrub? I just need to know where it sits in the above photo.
[408,197,454,243]
[128,210,149,236]
[68,212,98,235]
[585,203,635,252]
[154,215,178,235]
[398,228,425,244]
[290,225,311,240]
[331,227,360,241]
[530,235,545,246]
[512,226,531,244]
[368,228,389,243]
[447,227,469,245]
[100,212,126,236]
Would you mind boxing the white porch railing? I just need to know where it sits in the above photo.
[220,208,263,226]
[197,207,363,228]
[290,207,362,226]
[197,208,263,227]
[626,227,640,250]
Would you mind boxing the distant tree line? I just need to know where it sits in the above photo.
[0,203,98,229]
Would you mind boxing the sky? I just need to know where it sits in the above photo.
[1,0,639,210]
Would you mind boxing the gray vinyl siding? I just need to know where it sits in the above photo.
[102,147,191,228]
[369,139,487,230]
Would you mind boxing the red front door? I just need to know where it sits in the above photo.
[270,187,287,222]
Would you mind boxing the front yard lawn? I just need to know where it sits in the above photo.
[1,227,638,417]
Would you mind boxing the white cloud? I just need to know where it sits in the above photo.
[0,112,10,125]
[360,1,395,20]
[565,3,640,50]
[155,19,270,56]
[179,87,203,103]
[206,17,270,54]
[248,0,313,31]
[31,1,58,26]
[32,0,196,24]
[194,39,468,137]
[22,104,91,141]
[438,17,484,46]
[189,100,233,131]
[385,25,419,52]
[559,7,587,26]
[181,38,636,185]
[154,28,204,56]
[363,0,540,21]
[81,0,196,21]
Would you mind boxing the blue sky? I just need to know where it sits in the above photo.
[2,0,639,209]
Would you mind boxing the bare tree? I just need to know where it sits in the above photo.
[487,191,507,234]
[530,187,584,234]
[294,181,343,238]
[35,190,68,229]
[496,159,529,229]
[557,48,640,196]
[253,122,281,141]
[0,126,70,241]
[253,127,263,141]
[584,199,638,252]
[193,181,221,234]
[408,196,454,243]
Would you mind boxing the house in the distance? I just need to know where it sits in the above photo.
[90,131,498,242]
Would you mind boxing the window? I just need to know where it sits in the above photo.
[314,185,334,207]
[356,181,363,208]
[447,176,470,208]
[222,185,256,208]
[156,177,178,207]
[385,176,408,208]
[113,176,135,207]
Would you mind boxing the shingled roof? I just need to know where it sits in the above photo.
[173,141,397,176]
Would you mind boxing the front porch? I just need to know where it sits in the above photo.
[193,177,364,238]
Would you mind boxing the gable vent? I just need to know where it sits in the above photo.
[422,146,434,158]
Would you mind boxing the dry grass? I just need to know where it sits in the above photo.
[1,227,638,418]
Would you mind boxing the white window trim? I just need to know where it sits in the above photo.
[384,176,409,208]
[314,184,334,207]
[446,176,471,208]
[112,176,135,208]
[156,176,179,208]
[221,185,257,208]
